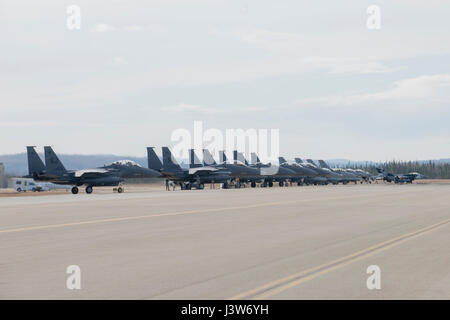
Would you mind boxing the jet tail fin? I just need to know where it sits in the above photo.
[219,151,227,163]
[318,160,331,169]
[44,146,66,174]
[203,149,217,166]
[189,149,203,168]
[251,153,261,165]
[26,146,46,176]
[278,157,287,164]
[306,159,316,166]
[162,147,182,171]
[237,152,249,165]
[294,158,302,164]
[147,147,163,171]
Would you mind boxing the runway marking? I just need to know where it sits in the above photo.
[0,194,379,234]
[227,217,450,300]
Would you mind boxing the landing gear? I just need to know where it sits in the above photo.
[268,181,273,187]
[261,181,267,188]
[198,183,205,190]
[297,181,303,186]
[222,181,229,189]
[85,186,93,194]
[251,181,256,188]
[279,181,284,187]
[71,186,79,194]
[117,186,123,193]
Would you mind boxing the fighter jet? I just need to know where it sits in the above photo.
[294,158,338,185]
[345,168,372,183]
[202,150,261,188]
[232,151,265,187]
[27,146,162,194]
[375,168,419,184]
[278,157,319,186]
[146,147,231,189]
[250,153,296,187]
[316,160,361,184]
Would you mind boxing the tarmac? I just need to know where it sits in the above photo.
[1,183,449,299]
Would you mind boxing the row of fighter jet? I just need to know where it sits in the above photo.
[26,146,372,194]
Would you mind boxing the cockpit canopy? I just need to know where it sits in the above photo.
[111,160,142,167]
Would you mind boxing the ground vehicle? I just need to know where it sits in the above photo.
[12,178,46,192]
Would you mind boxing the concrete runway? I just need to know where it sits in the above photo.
[1,183,450,299]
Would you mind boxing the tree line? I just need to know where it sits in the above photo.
[342,160,450,179]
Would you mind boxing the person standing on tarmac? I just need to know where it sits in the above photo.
[165,179,170,191]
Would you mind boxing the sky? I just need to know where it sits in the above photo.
[1,0,450,161]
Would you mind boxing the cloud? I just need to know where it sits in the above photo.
[234,29,395,74]
[163,103,266,114]
[90,23,115,33]
[125,25,143,31]
[296,74,450,108]
[111,56,129,66]
[238,29,305,51]
[164,103,219,114]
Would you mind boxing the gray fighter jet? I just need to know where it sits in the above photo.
[202,150,261,188]
[375,168,419,184]
[251,153,297,187]
[278,157,318,186]
[294,158,336,185]
[147,147,230,189]
[232,151,265,187]
[27,146,161,194]
[316,160,361,184]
